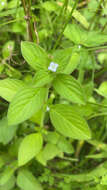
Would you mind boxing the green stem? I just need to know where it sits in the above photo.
[94,67,107,79]
[0,18,24,27]
[88,102,107,108]
[53,0,79,50]
[40,88,49,130]
[89,0,103,30]
[87,45,107,51]
[78,69,85,84]
[53,0,69,30]
[102,22,107,32]
[21,0,34,41]
[61,156,78,162]
[87,112,107,120]
[21,0,27,15]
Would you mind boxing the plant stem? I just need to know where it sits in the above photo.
[21,0,34,41]
[78,69,85,84]
[40,88,49,130]
[87,45,107,51]
[21,0,27,15]
[89,0,104,30]
[88,112,107,120]
[102,22,107,32]
[75,140,85,158]
[0,18,24,27]
[94,67,107,79]
[53,0,79,50]
[53,0,69,28]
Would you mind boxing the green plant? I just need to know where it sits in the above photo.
[0,0,107,190]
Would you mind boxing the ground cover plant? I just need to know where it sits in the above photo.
[0,0,107,189]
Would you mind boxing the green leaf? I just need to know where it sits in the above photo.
[2,41,15,59]
[0,117,18,145]
[8,87,47,125]
[53,74,85,104]
[64,24,82,45]
[87,140,107,152]
[17,169,43,190]
[0,161,17,186]
[57,136,74,154]
[18,133,43,166]
[36,143,61,165]
[42,1,59,12]
[21,41,49,71]
[101,174,107,185]
[64,24,107,47]
[84,32,107,47]
[0,176,15,190]
[0,78,25,102]
[44,131,60,144]
[95,81,107,98]
[52,48,73,73]
[30,109,43,125]
[33,70,54,88]
[50,104,91,140]
[86,152,107,159]
[45,132,74,154]
[64,52,80,74]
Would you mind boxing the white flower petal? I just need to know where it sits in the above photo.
[48,62,58,72]
[46,106,50,111]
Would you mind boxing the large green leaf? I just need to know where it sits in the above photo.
[64,24,107,47]
[0,117,18,145]
[53,74,85,104]
[0,78,25,102]
[17,169,43,190]
[8,87,47,125]
[21,41,49,71]
[50,104,91,140]
[18,133,43,166]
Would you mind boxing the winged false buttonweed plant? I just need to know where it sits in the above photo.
[0,0,107,189]
[0,39,92,169]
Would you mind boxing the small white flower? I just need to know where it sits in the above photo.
[1,1,5,6]
[46,106,50,112]
[8,45,12,50]
[48,62,58,72]
[78,45,81,49]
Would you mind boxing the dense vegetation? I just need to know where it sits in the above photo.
[0,0,107,189]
